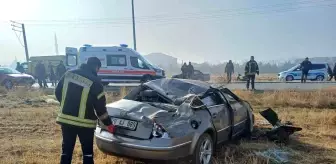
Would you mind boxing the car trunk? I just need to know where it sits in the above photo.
[104,99,178,140]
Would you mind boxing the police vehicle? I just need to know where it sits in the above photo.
[65,44,165,85]
[278,62,331,82]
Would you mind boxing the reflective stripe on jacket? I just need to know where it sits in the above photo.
[55,64,112,128]
[245,60,259,75]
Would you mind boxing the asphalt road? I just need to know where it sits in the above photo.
[33,81,336,91]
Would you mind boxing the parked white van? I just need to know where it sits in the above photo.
[278,62,331,81]
[65,44,165,85]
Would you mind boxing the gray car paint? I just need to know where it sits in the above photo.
[95,78,253,161]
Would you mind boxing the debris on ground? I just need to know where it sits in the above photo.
[255,148,290,164]
[252,108,302,144]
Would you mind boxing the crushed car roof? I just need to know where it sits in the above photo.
[144,78,217,100]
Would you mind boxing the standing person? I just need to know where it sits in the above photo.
[55,57,115,164]
[225,60,234,83]
[48,62,56,86]
[327,65,333,81]
[16,62,24,73]
[56,61,67,82]
[300,57,312,83]
[181,62,188,79]
[244,56,259,90]
[187,62,194,79]
[333,63,336,81]
[35,61,48,88]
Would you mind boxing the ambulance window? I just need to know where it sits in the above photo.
[106,55,127,66]
[130,56,149,69]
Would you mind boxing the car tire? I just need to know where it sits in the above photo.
[316,75,324,81]
[3,80,14,90]
[141,75,152,83]
[192,133,214,164]
[285,75,294,81]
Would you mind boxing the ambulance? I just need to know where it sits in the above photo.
[65,44,165,85]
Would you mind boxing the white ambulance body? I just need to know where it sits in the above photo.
[65,44,165,84]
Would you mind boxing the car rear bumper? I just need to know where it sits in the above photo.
[95,129,192,160]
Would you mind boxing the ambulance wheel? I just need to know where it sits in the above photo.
[141,75,152,83]
[102,82,109,86]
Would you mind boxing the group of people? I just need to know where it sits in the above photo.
[16,61,67,88]
[224,56,259,90]
[181,62,195,79]
[35,60,67,88]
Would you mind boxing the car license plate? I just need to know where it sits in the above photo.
[111,117,138,131]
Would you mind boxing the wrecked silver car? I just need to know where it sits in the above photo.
[95,78,255,164]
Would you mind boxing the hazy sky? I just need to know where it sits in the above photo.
[0,0,335,65]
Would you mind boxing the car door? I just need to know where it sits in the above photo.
[201,91,231,143]
[130,56,155,80]
[308,64,325,80]
[220,88,248,137]
[291,66,302,80]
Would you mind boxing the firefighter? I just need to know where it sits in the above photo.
[244,56,259,90]
[48,62,56,86]
[300,57,312,83]
[225,60,234,83]
[35,61,48,88]
[181,62,188,79]
[333,63,336,81]
[55,57,115,164]
[56,61,67,82]
[187,62,194,79]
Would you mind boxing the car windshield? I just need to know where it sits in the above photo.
[136,52,154,68]
[0,68,21,74]
[288,64,300,71]
[145,78,209,100]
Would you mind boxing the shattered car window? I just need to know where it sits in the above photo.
[145,78,209,100]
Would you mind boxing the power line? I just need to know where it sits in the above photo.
[18,2,336,27]
[10,21,30,63]
[12,0,335,24]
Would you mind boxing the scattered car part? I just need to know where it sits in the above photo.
[256,108,302,144]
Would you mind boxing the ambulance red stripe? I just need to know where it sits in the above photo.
[98,69,156,75]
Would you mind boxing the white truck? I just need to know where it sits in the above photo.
[65,44,165,85]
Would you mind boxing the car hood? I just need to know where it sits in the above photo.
[7,73,33,78]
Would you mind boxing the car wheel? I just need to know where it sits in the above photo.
[316,75,324,81]
[192,133,213,164]
[4,80,14,90]
[141,75,152,83]
[285,75,293,81]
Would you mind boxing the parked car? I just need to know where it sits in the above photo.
[0,67,35,89]
[95,78,254,163]
[172,70,211,81]
[278,62,331,81]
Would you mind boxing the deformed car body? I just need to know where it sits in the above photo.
[95,78,254,164]
[172,70,211,81]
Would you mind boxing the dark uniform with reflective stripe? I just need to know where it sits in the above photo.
[245,59,259,90]
[55,62,112,164]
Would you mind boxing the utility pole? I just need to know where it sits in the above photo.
[10,21,29,63]
[131,0,137,51]
[54,33,59,55]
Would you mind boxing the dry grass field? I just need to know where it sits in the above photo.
[0,87,335,164]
